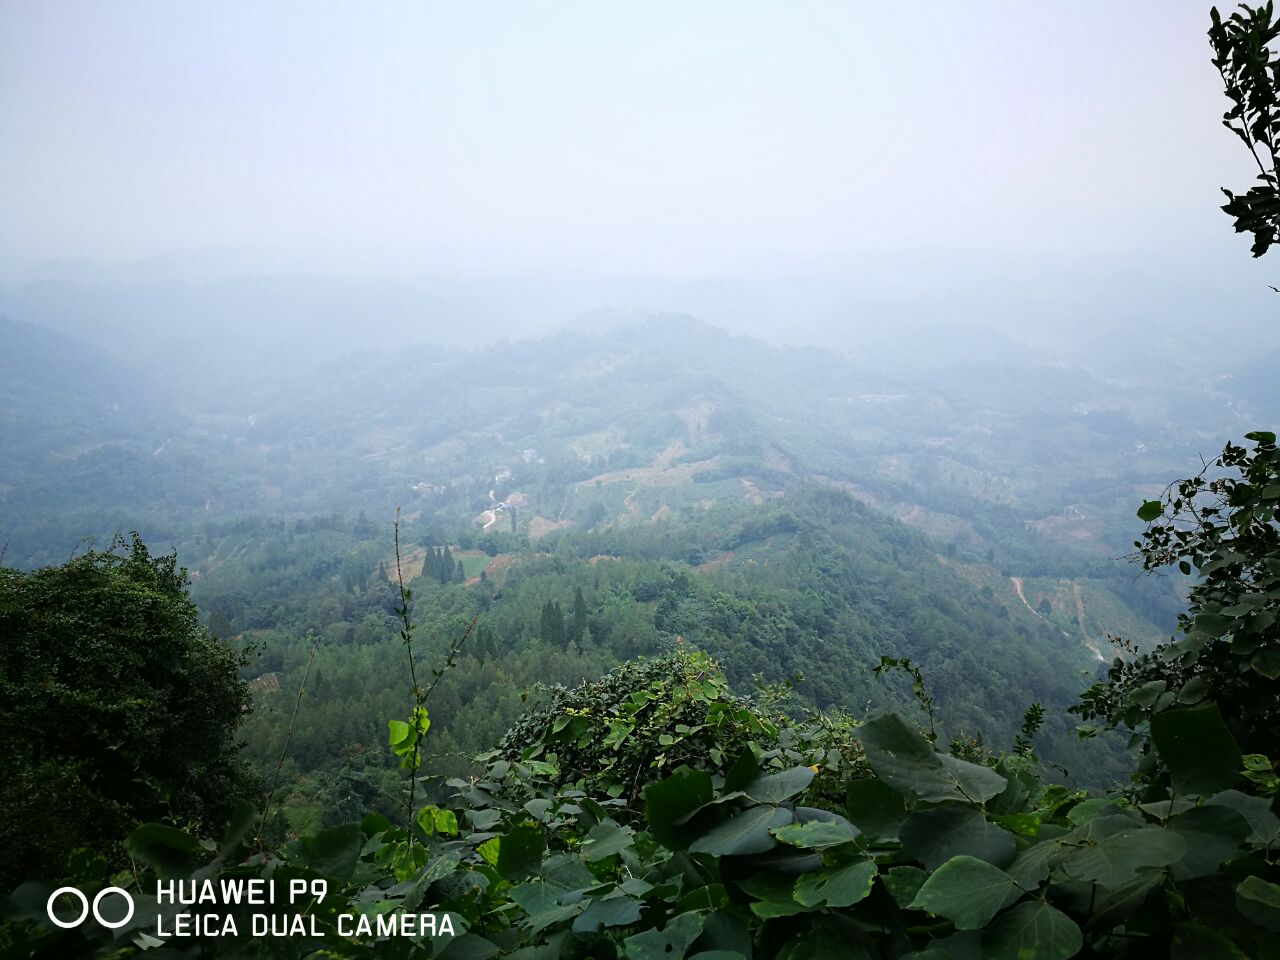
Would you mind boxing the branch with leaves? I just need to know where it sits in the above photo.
[1211,3,1280,256]
[389,509,477,842]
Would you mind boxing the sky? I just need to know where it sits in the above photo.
[0,1,1266,281]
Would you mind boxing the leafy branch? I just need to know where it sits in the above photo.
[390,509,477,840]
[1211,3,1280,256]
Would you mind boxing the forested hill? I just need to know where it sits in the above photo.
[0,310,1232,807]
[191,483,1127,832]
[2,312,1270,569]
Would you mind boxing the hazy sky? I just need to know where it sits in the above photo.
[0,1,1263,278]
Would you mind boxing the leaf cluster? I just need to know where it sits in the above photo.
[1211,4,1280,255]
[10,691,1280,959]
[1076,432,1280,784]
[489,650,865,817]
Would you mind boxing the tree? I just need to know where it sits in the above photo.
[1210,3,1280,256]
[539,600,565,647]
[0,534,256,886]
[1076,433,1280,776]
[571,587,589,643]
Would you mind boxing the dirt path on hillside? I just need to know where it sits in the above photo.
[1010,576,1105,661]
[1010,577,1072,637]
[1072,582,1105,661]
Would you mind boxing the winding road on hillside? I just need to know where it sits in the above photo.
[1010,576,1105,661]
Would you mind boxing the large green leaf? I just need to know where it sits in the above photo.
[214,799,257,864]
[1086,871,1164,931]
[523,902,584,935]
[402,853,462,910]
[749,899,807,919]
[723,746,761,792]
[793,860,878,908]
[771,816,860,849]
[1057,821,1183,889]
[1005,836,1059,891]
[1066,798,1126,826]
[901,806,1017,871]
[939,755,1009,804]
[1206,789,1280,846]
[497,822,546,882]
[645,767,714,849]
[690,909,749,951]
[690,804,793,856]
[1150,703,1242,797]
[623,912,705,960]
[739,871,804,916]
[858,713,1005,803]
[580,820,634,862]
[846,777,908,841]
[1236,875,1280,932]
[909,856,1020,930]
[509,879,568,920]
[744,766,815,804]
[980,901,1082,960]
[540,853,596,889]
[572,895,642,933]
[1167,805,1251,880]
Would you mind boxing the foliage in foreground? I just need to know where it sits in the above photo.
[490,650,865,815]
[1211,2,1280,256]
[1076,431,1280,789]
[3,654,1277,959]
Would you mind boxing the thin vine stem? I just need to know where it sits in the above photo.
[392,508,424,836]
[393,508,478,840]
[257,645,315,852]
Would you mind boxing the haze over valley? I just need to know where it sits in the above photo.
[4,5,1280,956]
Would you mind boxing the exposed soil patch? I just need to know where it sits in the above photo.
[695,550,735,572]
[528,516,574,540]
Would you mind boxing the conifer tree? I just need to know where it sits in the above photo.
[572,587,589,643]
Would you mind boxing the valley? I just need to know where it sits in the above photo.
[2,311,1237,825]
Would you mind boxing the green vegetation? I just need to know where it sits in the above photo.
[1211,3,1280,256]
[2,6,1280,958]
[1077,432,1280,782]
[489,650,863,814]
[0,535,255,892]
[1,427,1276,958]
[189,486,1123,821]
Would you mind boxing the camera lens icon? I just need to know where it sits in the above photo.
[47,886,135,930]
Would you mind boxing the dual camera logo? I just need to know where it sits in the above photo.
[47,886,135,929]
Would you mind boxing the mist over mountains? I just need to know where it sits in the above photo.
[4,244,1279,396]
